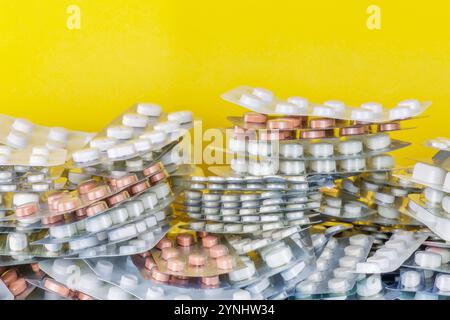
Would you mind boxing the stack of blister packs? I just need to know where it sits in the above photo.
[174,86,448,300]
[0,105,199,300]
[0,86,449,301]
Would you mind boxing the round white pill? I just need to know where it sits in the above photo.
[338,140,363,155]
[351,109,374,121]
[136,103,162,116]
[12,118,34,134]
[296,280,317,294]
[389,106,412,120]
[264,246,293,268]
[344,245,365,258]
[280,143,303,158]
[324,100,345,114]
[310,159,336,173]
[107,125,134,140]
[357,274,383,297]
[275,102,302,114]
[339,256,359,269]
[48,127,68,143]
[366,255,390,270]
[361,102,383,114]
[365,133,391,150]
[397,99,421,112]
[375,248,398,260]
[153,121,180,134]
[86,214,113,233]
[425,247,450,264]
[369,155,394,170]
[435,274,450,292]
[414,251,442,268]
[252,88,273,102]
[120,274,139,290]
[281,261,306,281]
[228,259,256,282]
[28,154,47,166]
[385,239,407,252]
[52,259,76,275]
[401,270,421,288]
[89,137,117,152]
[107,286,131,300]
[7,130,28,148]
[308,143,334,158]
[333,267,354,279]
[424,187,444,204]
[50,224,77,239]
[247,278,270,294]
[288,96,309,109]
[8,232,28,251]
[107,143,136,159]
[239,93,266,108]
[378,206,400,219]
[72,148,100,163]
[44,243,63,252]
[122,113,149,128]
[328,278,349,293]
[168,111,193,124]
[375,192,395,204]
[339,158,366,172]
[140,130,167,145]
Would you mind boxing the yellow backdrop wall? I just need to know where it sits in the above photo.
[0,0,449,163]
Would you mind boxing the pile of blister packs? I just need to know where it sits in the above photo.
[0,86,449,300]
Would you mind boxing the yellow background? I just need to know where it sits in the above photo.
[0,0,449,163]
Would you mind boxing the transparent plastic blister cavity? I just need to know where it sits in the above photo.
[405,195,450,242]
[402,247,450,274]
[221,85,431,122]
[0,115,95,152]
[355,231,428,274]
[394,162,450,193]
[385,268,429,293]
[426,138,450,151]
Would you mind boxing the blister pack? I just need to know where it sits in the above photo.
[355,231,428,274]
[221,86,430,122]
[295,235,373,299]
[402,246,450,274]
[0,115,95,152]
[37,258,136,300]
[68,104,194,168]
